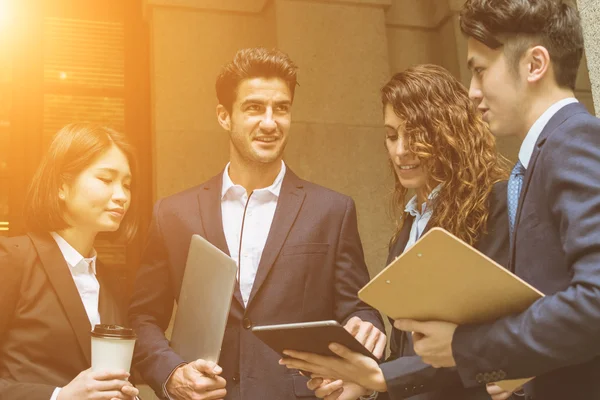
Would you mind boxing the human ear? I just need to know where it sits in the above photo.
[525,45,551,84]
[216,104,231,131]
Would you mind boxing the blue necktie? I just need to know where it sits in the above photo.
[507,160,525,237]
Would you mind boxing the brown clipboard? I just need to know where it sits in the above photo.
[358,227,544,392]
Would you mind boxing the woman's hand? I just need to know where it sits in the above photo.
[57,368,138,400]
[280,344,387,392]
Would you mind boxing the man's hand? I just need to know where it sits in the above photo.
[308,378,371,400]
[57,368,138,400]
[394,319,457,368]
[165,359,227,400]
[280,343,387,392]
[344,317,387,359]
[486,383,522,400]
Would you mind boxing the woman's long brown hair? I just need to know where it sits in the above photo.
[382,64,510,246]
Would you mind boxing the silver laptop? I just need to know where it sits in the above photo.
[170,234,237,363]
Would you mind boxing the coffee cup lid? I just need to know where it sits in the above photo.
[91,324,137,339]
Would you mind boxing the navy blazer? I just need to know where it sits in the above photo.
[453,103,600,400]
[128,168,384,399]
[0,232,126,399]
[379,181,509,400]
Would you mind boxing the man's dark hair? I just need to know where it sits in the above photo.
[216,47,299,112]
[460,0,584,90]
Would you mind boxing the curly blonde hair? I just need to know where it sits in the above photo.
[382,64,510,246]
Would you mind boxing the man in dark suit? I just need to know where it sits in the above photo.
[395,1,600,399]
[129,47,385,400]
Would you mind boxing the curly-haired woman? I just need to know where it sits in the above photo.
[280,64,511,400]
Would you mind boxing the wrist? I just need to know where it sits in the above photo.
[368,367,387,393]
[164,363,186,399]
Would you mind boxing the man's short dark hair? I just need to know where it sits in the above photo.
[460,0,584,90]
[215,47,298,112]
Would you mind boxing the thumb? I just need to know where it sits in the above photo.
[307,377,324,391]
[192,359,222,375]
[394,319,427,333]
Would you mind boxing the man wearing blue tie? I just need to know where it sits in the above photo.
[395,1,600,399]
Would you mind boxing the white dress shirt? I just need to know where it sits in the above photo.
[403,185,442,251]
[49,232,100,400]
[222,161,286,306]
[518,97,578,168]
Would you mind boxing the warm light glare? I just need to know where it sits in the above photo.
[59,71,68,80]
[0,0,13,30]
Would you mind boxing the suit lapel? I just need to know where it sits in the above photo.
[29,232,92,365]
[246,170,306,308]
[387,202,437,264]
[386,214,414,264]
[197,173,244,306]
[197,173,230,256]
[510,103,587,268]
[509,148,541,269]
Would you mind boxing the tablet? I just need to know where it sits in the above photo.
[251,320,378,362]
[170,234,237,363]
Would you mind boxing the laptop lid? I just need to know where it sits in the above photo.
[170,234,237,363]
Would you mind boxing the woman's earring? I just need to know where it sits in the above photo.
[59,193,65,200]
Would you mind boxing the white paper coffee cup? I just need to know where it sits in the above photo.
[91,324,137,373]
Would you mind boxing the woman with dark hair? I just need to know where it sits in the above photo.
[280,64,511,400]
[0,123,140,400]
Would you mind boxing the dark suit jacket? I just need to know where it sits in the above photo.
[128,168,384,400]
[452,103,600,400]
[0,232,127,400]
[380,181,509,400]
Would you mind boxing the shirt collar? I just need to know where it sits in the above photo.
[405,184,442,217]
[221,160,286,199]
[518,98,578,169]
[50,232,97,274]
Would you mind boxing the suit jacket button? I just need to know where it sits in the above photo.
[498,370,506,380]
[483,372,491,382]
[242,318,252,329]
[232,373,240,382]
[491,372,498,381]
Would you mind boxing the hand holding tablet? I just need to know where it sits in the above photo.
[257,321,388,393]
[251,320,379,363]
